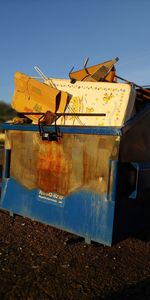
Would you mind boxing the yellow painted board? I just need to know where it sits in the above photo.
[45,78,136,127]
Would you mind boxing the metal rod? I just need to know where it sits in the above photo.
[19,112,106,117]
[34,66,48,81]
[84,57,89,69]
[116,75,150,95]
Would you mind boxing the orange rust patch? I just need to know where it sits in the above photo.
[36,141,72,195]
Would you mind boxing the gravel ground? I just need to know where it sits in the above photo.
[0,209,150,300]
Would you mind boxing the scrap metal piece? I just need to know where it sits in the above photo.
[69,57,119,83]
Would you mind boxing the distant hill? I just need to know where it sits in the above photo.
[0,101,17,123]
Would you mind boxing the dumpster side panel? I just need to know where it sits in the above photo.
[113,109,150,242]
[8,131,119,197]
[120,109,150,162]
[0,129,120,246]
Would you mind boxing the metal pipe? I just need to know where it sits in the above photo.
[115,75,150,95]
[19,112,106,117]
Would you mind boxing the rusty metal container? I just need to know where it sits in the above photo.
[0,104,150,246]
[0,80,150,246]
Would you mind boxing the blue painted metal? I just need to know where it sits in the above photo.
[0,178,116,246]
[0,123,122,136]
[107,160,118,202]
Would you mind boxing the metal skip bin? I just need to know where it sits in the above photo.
[0,78,150,246]
[0,126,121,246]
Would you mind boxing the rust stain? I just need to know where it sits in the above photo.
[36,140,72,195]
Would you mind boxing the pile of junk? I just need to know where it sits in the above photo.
[0,57,150,246]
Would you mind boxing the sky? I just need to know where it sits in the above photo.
[0,0,150,103]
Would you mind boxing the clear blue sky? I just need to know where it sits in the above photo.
[0,0,150,103]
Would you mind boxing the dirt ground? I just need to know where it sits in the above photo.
[0,209,150,300]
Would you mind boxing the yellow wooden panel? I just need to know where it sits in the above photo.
[45,79,136,126]
[12,72,69,123]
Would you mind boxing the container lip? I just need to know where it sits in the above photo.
[0,123,122,136]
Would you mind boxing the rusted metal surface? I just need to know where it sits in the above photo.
[36,137,72,195]
[9,131,38,190]
[8,131,119,196]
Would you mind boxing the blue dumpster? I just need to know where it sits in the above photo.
[0,80,150,246]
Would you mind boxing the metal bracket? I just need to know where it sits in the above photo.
[69,66,76,84]
[129,162,139,199]
[38,114,63,142]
